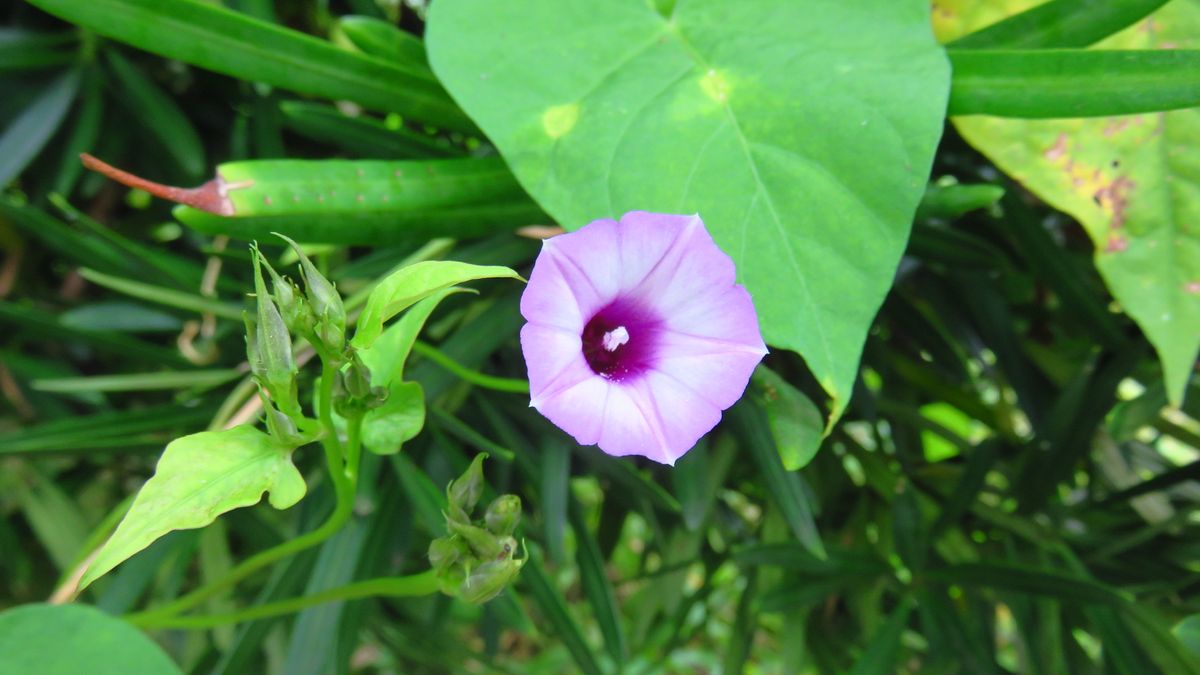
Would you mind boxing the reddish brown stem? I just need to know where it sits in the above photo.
[79,153,234,216]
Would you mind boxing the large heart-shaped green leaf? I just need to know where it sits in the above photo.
[936,0,1200,405]
[427,0,950,420]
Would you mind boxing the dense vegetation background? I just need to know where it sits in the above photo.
[2,0,1199,673]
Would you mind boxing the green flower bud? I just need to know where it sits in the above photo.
[315,317,346,357]
[261,394,306,447]
[437,562,466,596]
[244,311,263,379]
[428,535,469,572]
[459,554,525,604]
[266,267,314,336]
[447,520,515,561]
[447,453,487,520]
[344,356,373,400]
[366,386,389,410]
[276,233,345,354]
[484,495,522,537]
[250,246,298,415]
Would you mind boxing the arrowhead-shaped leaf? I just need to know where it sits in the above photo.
[81,425,306,588]
[427,0,950,420]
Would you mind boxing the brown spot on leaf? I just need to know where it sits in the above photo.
[1187,281,1200,295]
[1103,119,1130,137]
[1105,235,1128,253]
[1094,176,1135,228]
[1044,134,1069,160]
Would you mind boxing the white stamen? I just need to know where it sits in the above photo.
[602,326,629,352]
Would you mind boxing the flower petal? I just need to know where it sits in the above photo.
[629,373,723,464]
[619,212,738,313]
[521,323,590,404]
[539,218,621,315]
[595,383,673,464]
[531,374,610,447]
[662,285,767,353]
[651,344,764,411]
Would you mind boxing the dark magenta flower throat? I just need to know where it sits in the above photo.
[581,301,660,381]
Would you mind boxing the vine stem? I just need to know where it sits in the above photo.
[126,360,356,625]
[131,571,440,629]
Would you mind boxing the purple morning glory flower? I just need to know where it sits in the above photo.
[520,212,767,465]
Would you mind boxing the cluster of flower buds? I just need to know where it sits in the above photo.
[247,238,359,442]
[428,454,525,604]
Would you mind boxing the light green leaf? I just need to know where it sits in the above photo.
[81,425,305,588]
[358,288,465,385]
[344,290,463,454]
[937,0,1200,405]
[360,380,425,455]
[351,261,520,349]
[0,603,181,675]
[427,0,949,422]
[751,367,823,471]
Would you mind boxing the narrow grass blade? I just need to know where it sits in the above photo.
[949,49,1200,118]
[78,267,244,320]
[0,69,79,185]
[949,0,1169,49]
[32,369,240,393]
[521,546,603,675]
[24,0,473,131]
[731,402,826,559]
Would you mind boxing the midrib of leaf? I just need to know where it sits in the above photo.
[112,451,280,549]
[662,20,841,403]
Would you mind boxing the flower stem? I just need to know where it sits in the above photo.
[126,359,357,625]
[130,571,440,629]
[412,340,530,394]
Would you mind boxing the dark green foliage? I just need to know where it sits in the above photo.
[2,0,1198,673]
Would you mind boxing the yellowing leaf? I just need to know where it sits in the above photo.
[81,425,306,588]
[939,0,1200,404]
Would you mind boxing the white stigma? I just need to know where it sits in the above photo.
[602,326,629,352]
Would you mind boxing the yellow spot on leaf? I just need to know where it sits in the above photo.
[700,69,731,104]
[542,104,580,139]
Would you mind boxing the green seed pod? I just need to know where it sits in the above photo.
[484,494,522,537]
[459,555,525,604]
[447,453,487,519]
